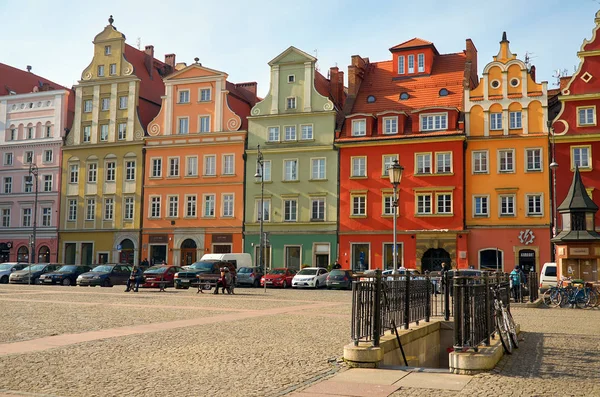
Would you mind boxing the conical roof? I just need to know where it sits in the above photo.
[557,166,598,212]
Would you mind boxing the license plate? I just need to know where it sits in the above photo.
[332,282,340,285]
[266,281,273,284]
[43,279,52,283]
[179,278,189,283]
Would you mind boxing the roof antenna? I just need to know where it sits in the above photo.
[26,65,32,73]
[136,37,141,50]
[314,49,319,71]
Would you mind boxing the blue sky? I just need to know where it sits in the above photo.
[1,0,598,97]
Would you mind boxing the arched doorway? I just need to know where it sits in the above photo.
[119,239,135,265]
[181,239,197,266]
[38,246,50,263]
[421,248,451,273]
[17,246,29,263]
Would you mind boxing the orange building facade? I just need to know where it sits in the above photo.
[141,60,256,266]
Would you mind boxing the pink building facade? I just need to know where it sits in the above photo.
[0,66,72,264]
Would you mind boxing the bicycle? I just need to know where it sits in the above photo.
[491,284,518,354]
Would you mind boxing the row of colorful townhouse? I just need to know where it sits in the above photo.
[2,12,600,275]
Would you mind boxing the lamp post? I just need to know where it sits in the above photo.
[548,121,559,261]
[28,163,39,285]
[254,145,266,293]
[388,159,404,274]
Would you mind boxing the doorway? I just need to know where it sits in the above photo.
[64,243,76,265]
[351,243,369,272]
[119,239,135,265]
[180,239,197,266]
[98,252,109,264]
[150,245,167,266]
[285,246,301,271]
[81,243,93,266]
[421,248,451,273]
[0,242,9,263]
[518,249,536,275]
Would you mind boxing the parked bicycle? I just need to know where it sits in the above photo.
[542,277,598,309]
[491,284,518,354]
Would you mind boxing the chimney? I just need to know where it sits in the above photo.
[144,45,154,78]
[560,76,571,91]
[164,53,176,69]
[465,39,478,88]
[329,67,345,108]
[26,65,32,73]
[347,55,367,98]
[529,65,536,82]
[236,82,258,97]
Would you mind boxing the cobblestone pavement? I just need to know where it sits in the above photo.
[0,284,599,396]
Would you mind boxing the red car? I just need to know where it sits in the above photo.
[142,265,186,289]
[261,268,297,288]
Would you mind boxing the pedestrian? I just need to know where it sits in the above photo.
[142,258,149,269]
[510,266,522,302]
[223,267,233,294]
[333,258,342,270]
[214,267,227,295]
[125,264,143,292]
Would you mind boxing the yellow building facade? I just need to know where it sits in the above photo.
[464,33,551,273]
[59,16,168,265]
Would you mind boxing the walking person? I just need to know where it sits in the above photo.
[510,266,522,302]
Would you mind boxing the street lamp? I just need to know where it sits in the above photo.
[388,159,404,274]
[254,145,266,293]
[548,120,559,261]
[28,163,39,285]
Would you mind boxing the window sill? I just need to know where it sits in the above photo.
[284,220,298,223]
[254,180,273,184]
[221,215,235,219]
[282,180,299,183]
[474,214,489,218]
[351,134,367,137]
[266,140,281,144]
[221,174,236,177]
[526,214,544,217]
[149,176,162,180]
[125,179,136,182]
[435,172,454,176]
[499,214,516,217]
[309,178,328,182]
[310,218,326,222]
[490,129,503,132]
[381,214,395,217]
[414,173,434,177]
[350,215,367,219]
[183,216,198,219]
[176,102,191,105]
[197,100,213,103]
[203,175,217,178]
[571,167,592,172]
[415,213,454,217]
[473,171,489,175]
[525,169,542,173]
[350,176,368,180]
[299,138,315,142]
[184,175,199,178]
[498,170,515,174]
[201,216,216,219]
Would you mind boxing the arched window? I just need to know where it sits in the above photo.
[38,246,50,263]
[479,249,503,271]
[17,246,29,262]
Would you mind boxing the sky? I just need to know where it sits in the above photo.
[1,0,599,97]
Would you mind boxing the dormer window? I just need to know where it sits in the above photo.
[104,46,111,56]
[421,113,447,131]
[352,119,366,136]
[398,56,405,74]
[400,92,410,100]
[408,55,415,73]
[418,53,425,73]
[288,75,295,83]
[439,88,449,97]
[383,117,398,134]
[367,95,376,103]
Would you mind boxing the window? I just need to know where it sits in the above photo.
[151,158,162,178]
[509,111,522,129]
[42,207,51,227]
[418,53,425,72]
[97,65,104,77]
[367,95,376,103]
[168,196,178,218]
[44,150,53,163]
[572,146,590,168]
[84,100,93,113]
[105,161,116,182]
[101,98,110,111]
[100,124,109,141]
[490,113,503,130]
[178,90,190,103]
[500,195,515,216]
[351,157,366,177]
[383,117,398,134]
[118,123,126,140]
[382,155,398,175]
[311,198,326,220]
[4,153,13,166]
[311,158,326,180]
[1,208,9,227]
[203,194,215,217]
[68,199,77,221]
[287,75,295,83]
[352,195,366,216]
[27,127,34,140]
[526,148,542,171]
[86,199,95,221]
[284,199,297,222]
[186,156,198,176]
[10,129,15,141]
[258,160,272,182]
[437,193,452,214]
[436,152,452,173]
[352,119,366,136]
[268,126,280,142]
[69,164,79,183]
[416,194,432,214]
[125,160,135,180]
[24,176,32,193]
[178,118,189,134]
[256,199,271,222]
[83,126,91,142]
[186,195,197,217]
[578,107,595,126]
[25,151,33,164]
[439,88,449,97]
[284,159,298,181]
[104,198,114,220]
[398,56,405,74]
[499,149,515,172]
[301,124,313,140]
[287,97,296,109]
[119,96,128,109]
[169,157,179,177]
[222,194,234,217]
[527,194,543,216]
[43,175,52,192]
[104,45,111,55]
[491,80,500,89]
[284,126,296,141]
[22,208,32,227]
[200,89,211,102]
[204,155,216,176]
[87,163,97,183]
[124,197,134,220]
[416,153,431,174]
[45,125,52,137]
[3,177,12,194]
[222,155,234,175]
[383,195,394,216]
[421,114,447,131]
[199,116,210,132]
[109,64,117,75]
[150,196,161,218]
[474,196,489,216]
[408,55,415,73]
[473,151,488,173]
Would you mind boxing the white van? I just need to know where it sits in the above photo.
[199,253,252,270]
[539,262,557,292]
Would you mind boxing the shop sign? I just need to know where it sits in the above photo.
[149,235,168,244]
[518,229,535,245]
[569,247,589,256]
[212,234,232,243]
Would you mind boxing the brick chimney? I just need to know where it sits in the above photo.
[560,76,571,92]
[465,39,478,88]
[144,45,154,78]
[165,54,176,70]
[530,65,536,82]
[236,82,258,98]
[329,67,344,108]
[344,55,368,114]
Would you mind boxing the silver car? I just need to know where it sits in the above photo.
[0,263,28,284]
[236,267,264,287]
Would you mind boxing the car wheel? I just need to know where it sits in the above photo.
[62,278,71,286]
[0,275,8,284]
[315,281,319,289]
[32,277,39,285]
[253,279,260,288]
[102,279,111,288]
[282,280,287,289]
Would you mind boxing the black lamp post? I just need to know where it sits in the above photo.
[254,145,266,292]
[388,159,404,274]
[28,163,39,285]
[548,120,559,261]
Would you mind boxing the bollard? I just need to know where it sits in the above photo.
[444,270,450,321]
[404,272,410,329]
[373,269,382,347]
[483,272,490,346]
[425,271,431,322]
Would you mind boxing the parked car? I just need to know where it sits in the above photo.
[539,262,557,293]
[0,262,28,284]
[261,268,296,288]
[9,263,62,284]
[237,267,265,287]
[174,260,236,290]
[326,269,355,290]
[142,265,185,289]
[292,267,328,289]
[76,264,132,287]
[39,265,92,286]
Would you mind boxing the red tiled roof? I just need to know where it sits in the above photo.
[548,88,561,97]
[225,81,258,130]
[336,130,464,143]
[389,38,434,51]
[0,63,70,96]
[314,71,331,99]
[351,53,467,115]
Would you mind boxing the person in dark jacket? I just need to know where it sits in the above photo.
[333,259,342,270]
[125,265,143,292]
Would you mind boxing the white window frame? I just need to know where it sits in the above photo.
[472,150,488,174]
[300,124,313,140]
[352,119,366,136]
[258,160,272,182]
[398,55,405,74]
[408,54,415,73]
[509,111,522,129]
[204,155,216,176]
[118,122,127,140]
[311,158,326,180]
[284,125,297,141]
[84,100,93,113]
[525,148,542,172]
[185,195,198,218]
[1,208,10,227]
[416,194,432,215]
[104,45,111,55]
[256,199,271,222]
[415,153,432,174]
[178,90,190,104]
[199,115,211,133]
[199,88,212,102]
[436,152,452,174]
[168,157,180,177]
[97,65,105,77]
[499,194,516,217]
[526,194,543,216]
[268,126,280,142]
[104,197,114,221]
[490,113,503,130]
[43,175,53,192]
[85,198,96,221]
[383,117,398,134]
[69,164,79,183]
[222,194,234,217]
[87,163,98,183]
[23,175,33,193]
[578,106,595,126]
[417,53,425,72]
[286,97,296,109]
[43,150,53,163]
[420,113,448,131]
[351,195,367,217]
[24,151,33,164]
[83,126,91,142]
[351,156,367,177]
[186,156,198,177]
[178,117,189,134]
[3,152,13,166]
[283,198,298,222]
[311,197,326,221]
[100,124,109,141]
[473,195,490,217]
[109,63,117,75]
[125,160,136,181]
[101,98,110,111]
[42,207,52,227]
[22,207,32,227]
[222,154,234,175]
[124,196,134,221]
[105,161,116,182]
[498,149,515,173]
[283,159,299,181]
[382,154,399,176]
[151,158,162,178]
[167,195,179,218]
[119,96,128,110]
[68,199,77,222]
[203,194,216,218]
[287,75,295,83]
[436,192,452,214]
[149,196,161,219]
[382,195,394,216]
[572,146,591,169]
[3,177,11,194]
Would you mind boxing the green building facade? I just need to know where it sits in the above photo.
[244,47,341,271]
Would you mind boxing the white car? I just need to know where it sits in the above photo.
[0,262,28,284]
[292,267,329,289]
